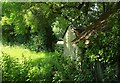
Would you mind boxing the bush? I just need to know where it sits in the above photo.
[2,45,93,82]
[2,44,118,82]
[2,46,59,82]
[2,52,32,82]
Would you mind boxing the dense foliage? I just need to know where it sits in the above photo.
[1,45,93,82]
[1,2,120,83]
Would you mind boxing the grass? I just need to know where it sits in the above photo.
[1,44,58,63]
[2,44,44,58]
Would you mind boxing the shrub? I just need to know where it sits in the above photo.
[2,47,59,82]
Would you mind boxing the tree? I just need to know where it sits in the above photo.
[1,2,57,52]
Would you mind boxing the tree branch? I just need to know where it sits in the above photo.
[72,10,115,44]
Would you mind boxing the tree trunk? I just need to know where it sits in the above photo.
[95,60,103,83]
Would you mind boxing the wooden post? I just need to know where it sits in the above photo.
[95,60,103,83]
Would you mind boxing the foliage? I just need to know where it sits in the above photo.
[2,44,94,82]
[1,2,120,83]
[2,45,59,82]
[1,2,57,52]
[84,13,120,82]
[52,55,93,82]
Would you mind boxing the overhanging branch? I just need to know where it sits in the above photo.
[72,9,117,44]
